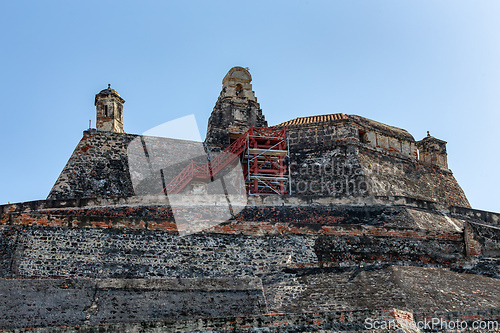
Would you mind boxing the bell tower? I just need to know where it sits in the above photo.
[94,84,125,133]
[205,67,267,148]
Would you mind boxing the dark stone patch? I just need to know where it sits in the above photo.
[0,227,18,278]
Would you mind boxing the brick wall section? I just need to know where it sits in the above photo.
[0,278,266,330]
[0,226,317,279]
[1,309,497,332]
[0,204,468,238]
[1,204,460,228]
[0,252,498,331]
[452,222,500,279]
[0,294,498,331]
[0,228,17,278]
[1,202,471,232]
[3,195,495,225]
[0,223,464,279]
[282,114,469,207]
[464,220,500,259]
[314,233,463,266]
[0,308,401,332]
[286,120,359,146]
[0,202,473,279]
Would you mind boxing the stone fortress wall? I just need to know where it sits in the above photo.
[48,114,469,208]
[0,195,499,331]
[1,67,499,332]
[277,112,468,207]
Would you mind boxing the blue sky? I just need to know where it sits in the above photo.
[0,0,498,212]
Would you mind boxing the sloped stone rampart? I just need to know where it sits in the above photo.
[47,126,471,210]
[47,131,208,200]
[358,148,470,208]
[48,131,138,200]
[265,265,500,315]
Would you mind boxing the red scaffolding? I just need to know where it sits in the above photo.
[243,127,288,195]
[162,126,289,195]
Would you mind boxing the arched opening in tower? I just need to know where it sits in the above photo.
[235,84,243,96]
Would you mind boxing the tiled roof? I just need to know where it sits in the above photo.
[274,113,348,127]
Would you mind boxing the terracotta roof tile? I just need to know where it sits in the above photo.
[273,113,347,127]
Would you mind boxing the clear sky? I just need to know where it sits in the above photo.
[0,0,498,212]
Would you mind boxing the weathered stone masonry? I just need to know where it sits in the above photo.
[282,115,469,207]
[0,198,497,281]
[0,213,499,332]
[2,67,499,332]
[48,131,137,200]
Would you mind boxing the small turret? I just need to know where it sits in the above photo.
[417,131,448,169]
[94,84,125,133]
